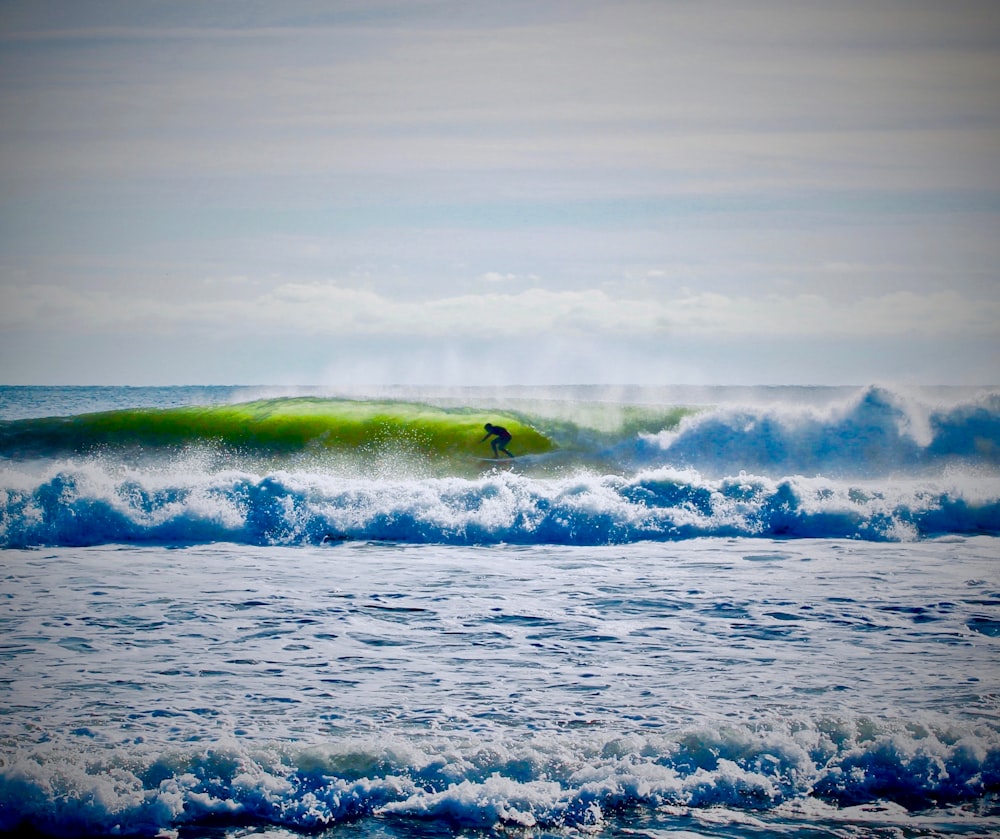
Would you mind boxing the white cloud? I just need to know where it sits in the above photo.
[666,289,1000,337]
[4,279,996,344]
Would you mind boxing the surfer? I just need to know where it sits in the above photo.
[481,423,514,458]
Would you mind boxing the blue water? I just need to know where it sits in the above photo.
[1,385,998,838]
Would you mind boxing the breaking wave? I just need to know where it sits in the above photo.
[1,386,998,547]
[3,718,999,836]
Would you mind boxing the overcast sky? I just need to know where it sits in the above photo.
[1,0,998,386]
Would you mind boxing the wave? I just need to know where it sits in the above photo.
[1,387,998,547]
[2,387,998,476]
[2,718,998,837]
[636,386,1000,478]
[1,459,997,548]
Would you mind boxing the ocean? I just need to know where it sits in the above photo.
[0,384,998,839]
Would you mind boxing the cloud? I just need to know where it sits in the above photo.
[4,278,996,344]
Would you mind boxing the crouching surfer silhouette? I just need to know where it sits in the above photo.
[481,423,514,458]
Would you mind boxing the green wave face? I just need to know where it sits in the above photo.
[0,397,700,477]
[0,398,554,462]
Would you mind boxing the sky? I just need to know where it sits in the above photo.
[0,0,998,386]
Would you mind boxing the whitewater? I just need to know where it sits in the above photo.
[1,384,998,838]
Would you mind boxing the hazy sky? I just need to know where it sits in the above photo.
[1,0,998,385]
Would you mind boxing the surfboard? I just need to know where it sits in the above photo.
[473,453,555,465]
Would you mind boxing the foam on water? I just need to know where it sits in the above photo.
[1,457,998,548]
[2,537,999,837]
[3,721,999,836]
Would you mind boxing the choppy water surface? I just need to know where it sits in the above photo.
[2,537,999,837]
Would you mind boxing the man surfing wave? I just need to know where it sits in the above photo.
[480,423,514,458]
